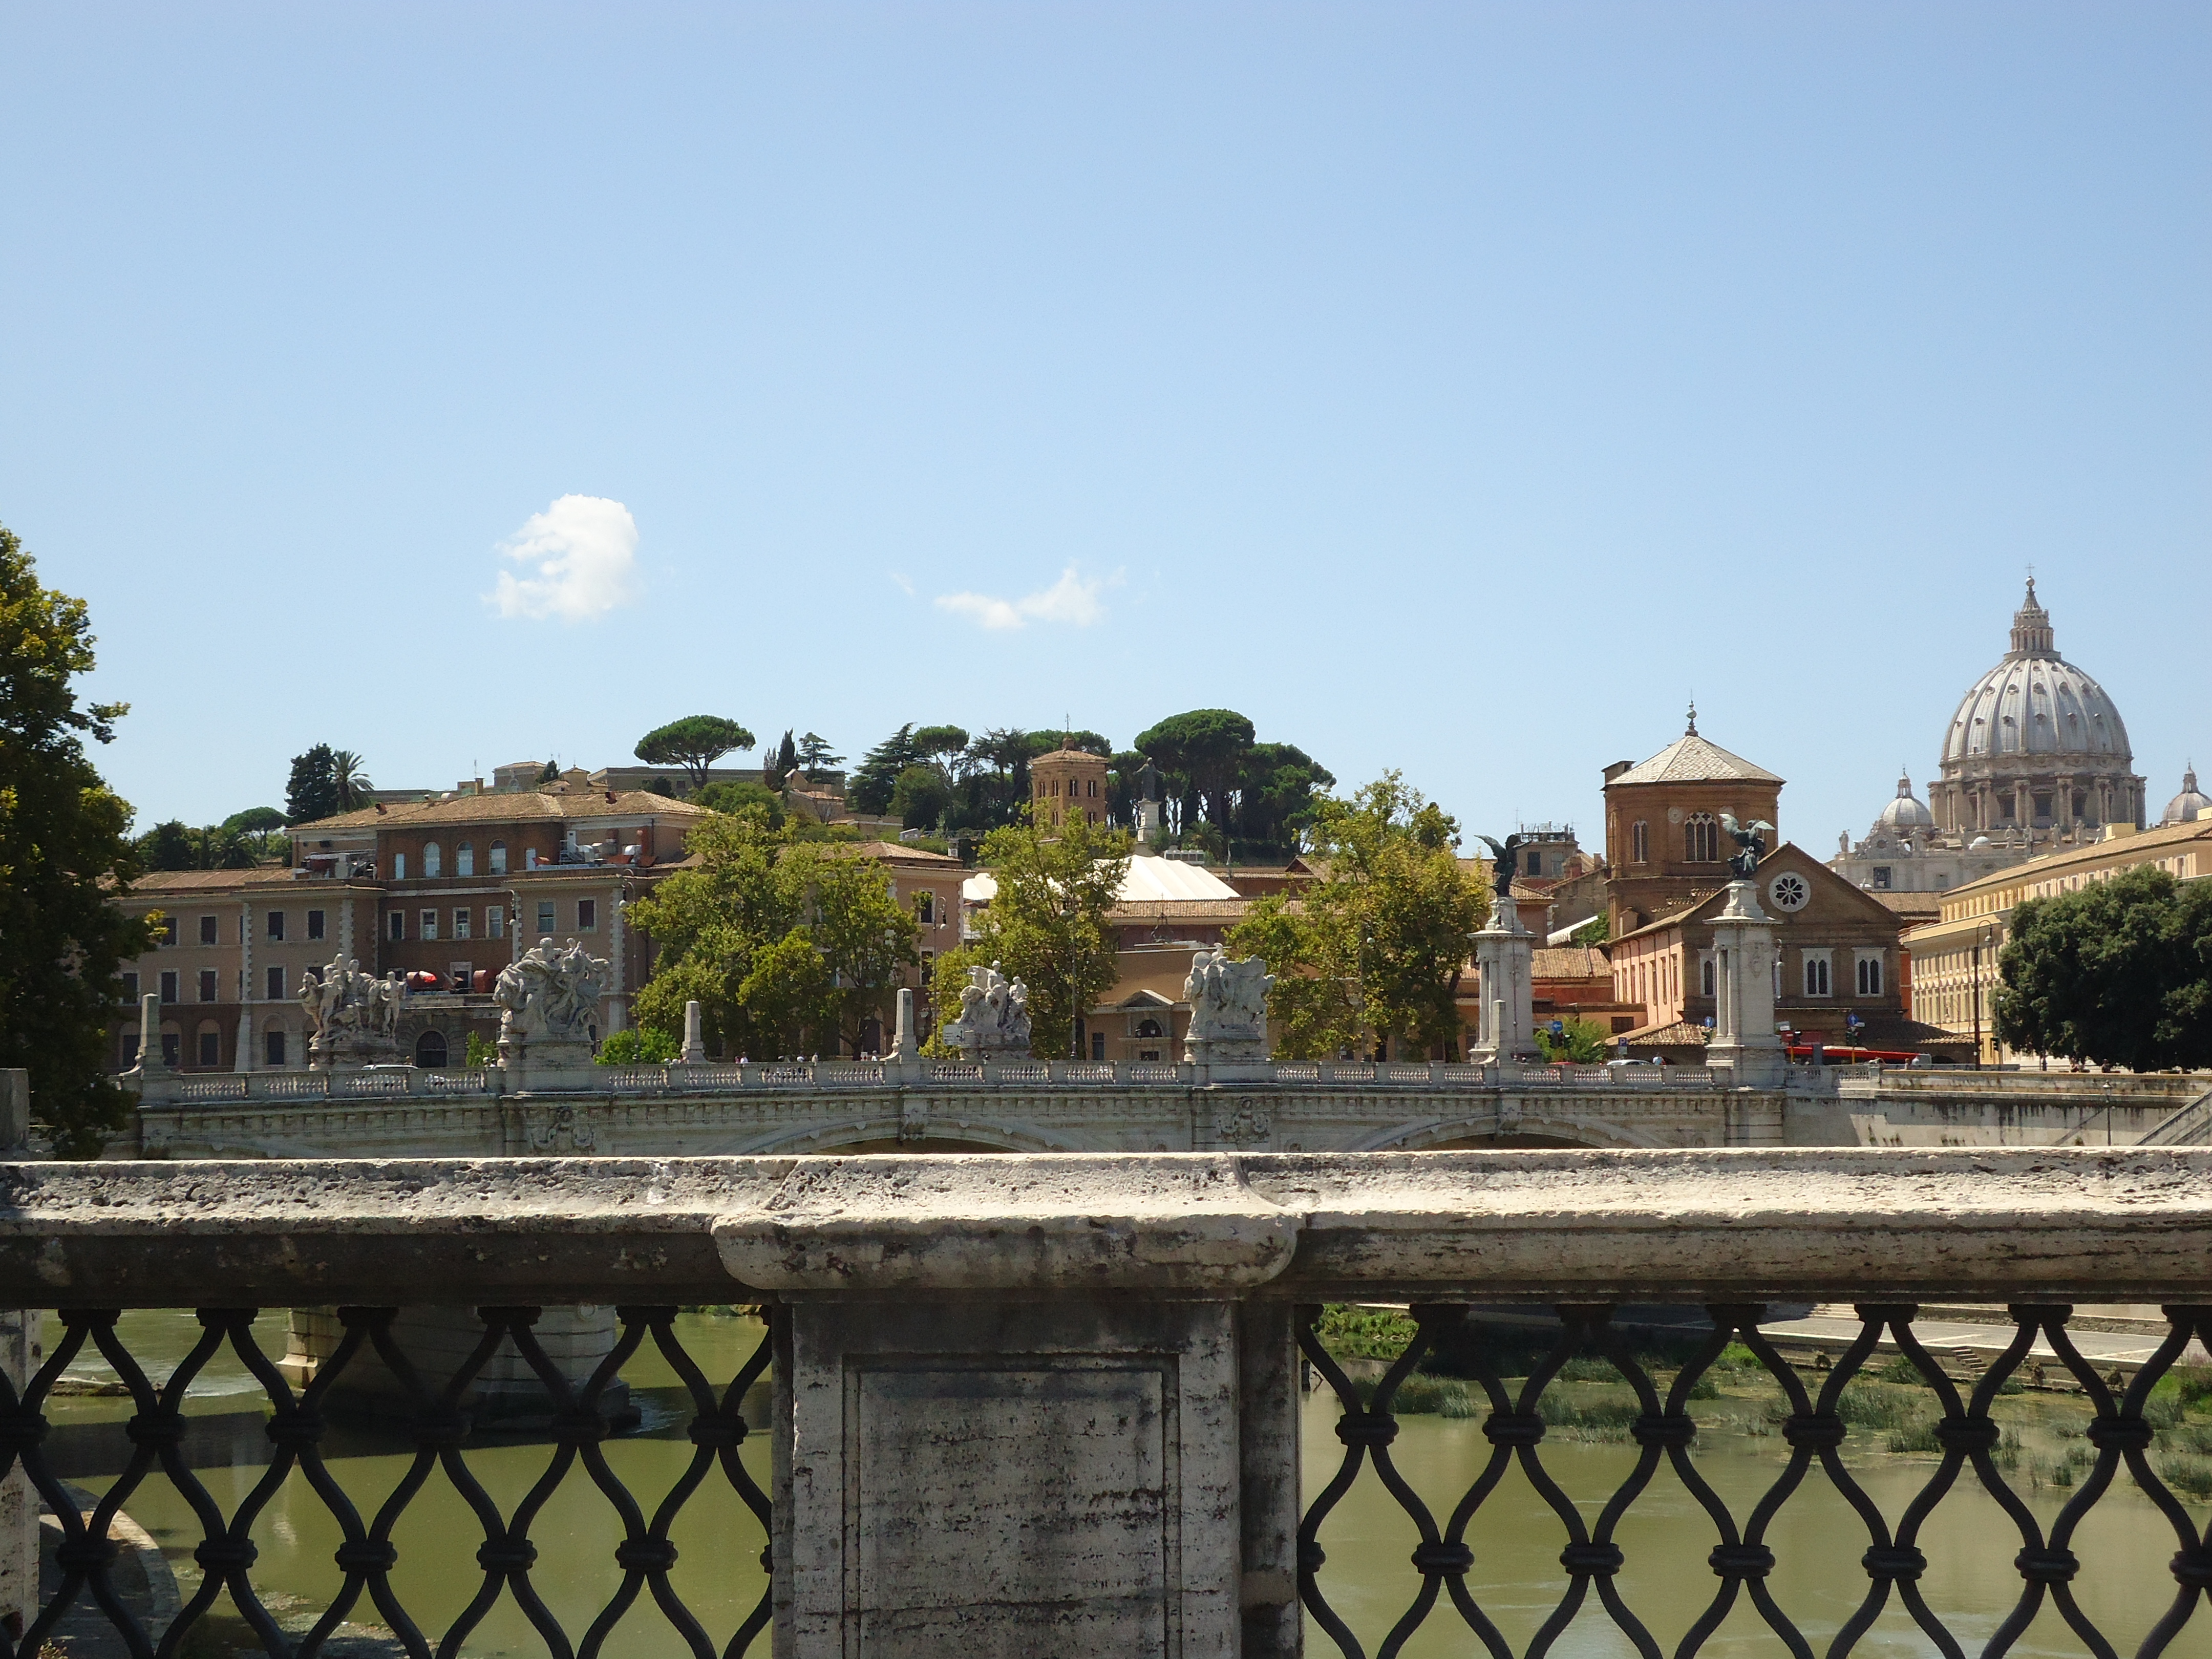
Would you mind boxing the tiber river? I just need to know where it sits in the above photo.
[29,1310,2209,1657]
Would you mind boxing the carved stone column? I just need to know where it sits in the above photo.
[1707,880,1786,1086]
[1469,896,1535,1065]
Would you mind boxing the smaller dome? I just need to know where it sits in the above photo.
[2162,765,2210,826]
[1876,771,1935,833]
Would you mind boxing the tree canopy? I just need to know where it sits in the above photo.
[1128,709,1331,858]
[284,745,374,824]
[1994,864,2212,1072]
[634,715,756,790]
[1228,774,1486,1060]
[0,522,158,1155]
[628,815,920,1058]
[928,814,1130,1059]
[795,733,843,781]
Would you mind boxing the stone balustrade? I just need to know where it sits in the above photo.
[1,1149,2209,1655]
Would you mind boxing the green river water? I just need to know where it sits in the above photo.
[32,1311,2209,1657]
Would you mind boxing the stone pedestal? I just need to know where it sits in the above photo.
[720,1160,1302,1658]
[281,1305,633,1429]
[1469,900,1535,1064]
[1708,880,1786,1087]
[678,998,708,1066]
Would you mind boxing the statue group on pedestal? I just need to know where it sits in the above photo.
[940,963,1032,1058]
[495,937,610,1051]
[298,955,401,1068]
[1183,949,1273,1062]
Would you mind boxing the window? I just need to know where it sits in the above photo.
[122,971,139,1002]
[1526,849,1542,876]
[916,892,935,925]
[1137,1017,1163,1039]
[1803,952,1832,997]
[1699,952,1715,998]
[159,970,179,1004]
[423,843,442,878]
[308,908,326,940]
[526,848,539,870]
[1631,821,1649,863]
[487,906,504,939]
[160,917,179,947]
[388,911,405,942]
[199,914,218,945]
[421,909,439,941]
[265,1031,287,1068]
[490,841,508,875]
[1685,813,1719,862]
[121,1034,140,1070]
[578,899,598,932]
[1871,867,1892,890]
[161,1033,181,1068]
[1092,1031,1107,1061]
[394,853,407,880]
[415,1030,448,1068]
[1856,953,1884,996]
[457,842,475,877]
[537,902,556,938]
[267,910,286,942]
[198,1029,220,1067]
[266,965,286,1001]
[454,909,471,940]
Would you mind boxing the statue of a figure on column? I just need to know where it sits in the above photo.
[1719,814,1775,879]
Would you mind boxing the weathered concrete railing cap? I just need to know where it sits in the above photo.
[1244,1147,2212,1301]
[714,1152,1299,1292]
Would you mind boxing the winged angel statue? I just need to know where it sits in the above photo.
[1718,813,1776,879]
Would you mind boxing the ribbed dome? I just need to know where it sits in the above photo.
[2163,767,2210,826]
[1876,772,1935,832]
[1941,580,2131,767]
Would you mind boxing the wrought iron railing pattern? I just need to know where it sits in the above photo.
[1,1306,774,1659]
[1296,1303,2212,1659]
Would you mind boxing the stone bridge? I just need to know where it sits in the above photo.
[123,1056,2209,1160]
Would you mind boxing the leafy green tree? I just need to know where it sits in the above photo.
[634,715,756,791]
[890,764,951,831]
[595,1026,679,1065]
[1536,1016,1612,1065]
[695,778,785,826]
[1994,865,2212,1071]
[1570,914,1610,946]
[0,522,158,1156]
[221,806,288,863]
[1236,741,1334,856]
[285,745,374,822]
[463,1032,499,1068]
[932,814,1130,1059]
[762,730,800,792]
[628,815,919,1058]
[795,733,843,780]
[1229,774,1487,1060]
[1134,709,1254,837]
[140,820,198,870]
[848,724,920,814]
[538,757,561,783]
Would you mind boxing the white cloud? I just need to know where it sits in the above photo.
[486,495,640,622]
[935,566,1117,631]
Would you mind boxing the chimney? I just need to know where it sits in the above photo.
[1602,760,1634,784]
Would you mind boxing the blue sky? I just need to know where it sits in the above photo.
[4,3,2205,850]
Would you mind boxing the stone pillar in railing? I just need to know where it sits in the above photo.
[0,1307,37,1638]
[138,992,166,1074]
[1707,880,1786,1087]
[1469,889,1535,1065]
[678,998,708,1066]
[722,1160,1303,1657]
[1181,950,1274,1082]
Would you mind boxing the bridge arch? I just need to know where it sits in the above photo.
[742,1118,1116,1156]
[1345,1112,1669,1153]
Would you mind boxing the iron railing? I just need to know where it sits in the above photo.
[1296,1302,2211,1659]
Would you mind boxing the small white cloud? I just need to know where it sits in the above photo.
[889,571,916,598]
[486,495,640,622]
[935,566,1117,631]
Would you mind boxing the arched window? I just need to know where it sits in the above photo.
[423,842,442,878]
[1685,814,1718,862]
[1700,953,1715,997]
[1137,1017,1163,1039]
[415,1029,449,1068]
[456,842,474,877]
[490,841,507,875]
[1631,821,1649,863]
